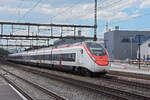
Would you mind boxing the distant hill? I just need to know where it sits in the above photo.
[0,48,10,57]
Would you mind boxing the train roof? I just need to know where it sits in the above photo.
[9,40,104,56]
[53,36,93,46]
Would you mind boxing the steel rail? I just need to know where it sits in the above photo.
[0,67,65,100]
[6,62,150,100]
[0,73,33,100]
[103,75,150,90]
[2,60,150,100]
[109,71,150,80]
[23,68,150,100]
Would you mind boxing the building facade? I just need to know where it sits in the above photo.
[137,39,150,60]
[104,29,150,60]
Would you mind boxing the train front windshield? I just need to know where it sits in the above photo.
[85,42,106,56]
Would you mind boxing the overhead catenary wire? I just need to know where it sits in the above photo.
[112,12,150,25]
[98,0,124,24]
[51,0,83,20]
[59,0,100,22]
[98,0,115,8]
[21,0,42,19]
[97,0,148,26]
[98,0,123,10]
[17,0,25,22]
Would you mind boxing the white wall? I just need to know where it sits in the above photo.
[137,40,150,60]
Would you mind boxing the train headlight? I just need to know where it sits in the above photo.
[107,58,109,61]
[91,57,96,61]
[107,58,111,62]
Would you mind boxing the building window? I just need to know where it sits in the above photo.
[143,55,145,60]
[120,36,148,43]
[148,43,150,47]
[147,55,149,59]
[120,37,130,43]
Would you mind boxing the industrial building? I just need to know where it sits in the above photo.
[104,27,150,60]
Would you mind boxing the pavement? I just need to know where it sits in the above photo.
[0,84,24,100]
[0,66,25,100]
[110,62,150,75]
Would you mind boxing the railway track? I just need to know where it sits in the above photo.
[0,73,34,100]
[97,75,150,97]
[2,62,150,100]
[109,70,150,80]
[0,67,65,100]
[102,75,150,90]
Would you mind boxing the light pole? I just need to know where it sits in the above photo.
[136,35,144,69]
[130,37,133,60]
[104,40,108,48]
[94,0,97,41]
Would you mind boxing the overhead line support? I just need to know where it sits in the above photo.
[94,0,98,41]
[1,24,3,36]
[0,22,94,28]
[0,35,94,39]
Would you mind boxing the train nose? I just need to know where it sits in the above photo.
[94,56,109,66]
[95,60,109,66]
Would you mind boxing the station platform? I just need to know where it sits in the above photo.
[0,76,25,100]
[0,84,24,100]
[110,62,150,75]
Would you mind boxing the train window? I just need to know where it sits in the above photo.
[52,54,57,60]
[43,55,49,60]
[49,55,52,60]
[71,53,76,61]
[34,55,38,60]
[30,55,32,60]
[43,53,76,61]
[45,55,49,60]
[81,49,83,54]
[36,55,40,60]
[42,55,45,60]
[85,42,106,56]
[61,53,76,61]
[52,54,55,60]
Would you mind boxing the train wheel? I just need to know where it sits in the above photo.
[51,64,55,70]
[84,69,92,77]
[72,67,77,74]
[78,68,91,77]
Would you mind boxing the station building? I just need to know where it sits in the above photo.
[104,27,150,60]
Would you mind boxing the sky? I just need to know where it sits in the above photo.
[0,0,150,50]
[0,0,150,36]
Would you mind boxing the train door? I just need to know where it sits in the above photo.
[50,49,53,66]
[77,49,83,66]
[35,51,38,64]
[42,50,45,64]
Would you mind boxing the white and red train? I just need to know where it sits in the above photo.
[8,41,110,76]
